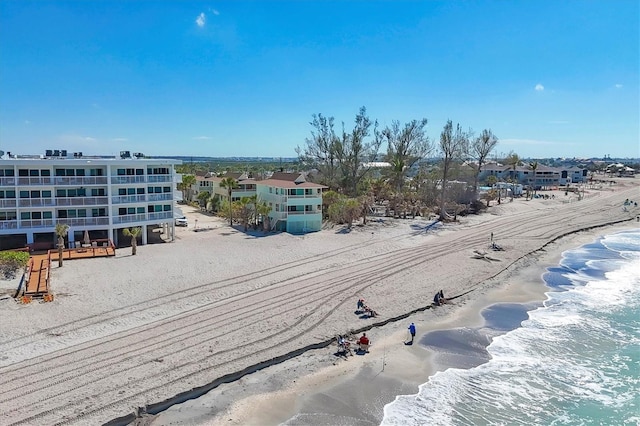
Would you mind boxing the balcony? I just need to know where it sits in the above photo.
[19,219,56,228]
[112,213,148,224]
[54,176,108,185]
[112,194,147,204]
[0,199,17,208]
[148,211,173,221]
[56,196,109,206]
[147,175,172,183]
[147,193,173,201]
[0,177,16,186]
[287,210,321,215]
[110,176,147,184]
[18,198,57,208]
[58,217,110,227]
[0,220,18,230]
[17,177,55,185]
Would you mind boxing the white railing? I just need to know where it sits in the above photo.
[111,176,147,184]
[18,198,56,207]
[0,199,17,208]
[0,177,16,186]
[19,219,56,228]
[0,220,18,229]
[56,196,109,206]
[112,213,147,224]
[147,175,172,183]
[58,217,110,227]
[17,177,55,185]
[112,194,147,204]
[148,211,173,220]
[287,210,321,215]
[54,176,108,185]
[147,193,173,201]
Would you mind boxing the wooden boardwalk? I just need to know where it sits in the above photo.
[24,241,116,297]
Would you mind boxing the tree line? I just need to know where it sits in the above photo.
[296,106,500,223]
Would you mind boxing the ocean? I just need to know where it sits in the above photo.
[382,229,640,425]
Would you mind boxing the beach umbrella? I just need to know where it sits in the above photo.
[83,230,90,246]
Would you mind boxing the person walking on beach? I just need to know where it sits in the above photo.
[408,322,416,344]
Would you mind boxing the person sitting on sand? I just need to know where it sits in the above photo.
[439,290,447,304]
[364,305,378,318]
[358,333,369,346]
[433,292,442,306]
[357,299,365,311]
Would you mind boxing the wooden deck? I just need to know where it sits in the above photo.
[23,240,116,297]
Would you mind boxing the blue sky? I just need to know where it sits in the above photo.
[1,1,638,159]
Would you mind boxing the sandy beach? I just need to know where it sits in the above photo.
[0,179,638,426]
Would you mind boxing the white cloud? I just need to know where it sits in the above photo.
[112,138,128,142]
[210,8,220,15]
[615,84,623,88]
[193,136,211,140]
[196,12,206,27]
[84,137,97,142]
[535,83,544,91]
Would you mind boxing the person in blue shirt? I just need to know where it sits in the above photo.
[408,322,416,343]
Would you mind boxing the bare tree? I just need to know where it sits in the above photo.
[470,129,498,197]
[377,119,432,194]
[336,107,381,196]
[296,113,340,190]
[438,120,469,221]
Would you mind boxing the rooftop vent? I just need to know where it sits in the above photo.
[133,152,145,159]
[61,150,67,157]
[53,150,60,157]
[120,150,131,159]
[73,152,83,158]
[45,149,53,157]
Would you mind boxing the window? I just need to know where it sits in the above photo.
[127,207,135,214]
[0,190,16,199]
[136,168,144,175]
[19,191,29,198]
[78,188,86,196]
[155,186,161,193]
[67,189,77,197]
[30,169,39,176]
[55,169,65,176]
[43,211,53,219]
[119,188,127,195]
[21,212,30,220]
[78,209,87,218]
[117,169,125,176]
[18,169,28,176]
[0,211,17,220]
[163,186,170,193]
[0,169,15,176]
[32,212,42,220]
[42,191,52,198]
[30,190,40,198]
[127,188,136,195]
[41,169,51,176]
[58,210,68,218]
[137,188,145,194]
[119,208,126,215]
[76,169,85,176]
[155,205,162,212]
[137,207,145,214]
[66,169,75,176]
[92,208,106,217]
[68,209,77,218]
[57,189,66,197]
[163,204,171,211]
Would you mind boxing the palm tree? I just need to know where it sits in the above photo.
[255,199,272,231]
[55,223,69,267]
[197,191,211,210]
[178,174,196,202]
[220,177,239,226]
[122,227,142,255]
[506,152,520,200]
[237,197,252,231]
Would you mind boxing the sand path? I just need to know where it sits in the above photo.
[0,181,638,425]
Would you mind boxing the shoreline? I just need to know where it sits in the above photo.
[151,223,636,426]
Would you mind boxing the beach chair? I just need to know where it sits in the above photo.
[358,342,370,353]
[336,335,353,357]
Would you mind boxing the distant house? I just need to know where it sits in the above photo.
[479,163,560,190]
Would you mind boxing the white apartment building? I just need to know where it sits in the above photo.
[0,151,181,251]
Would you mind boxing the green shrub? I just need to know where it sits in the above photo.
[0,251,29,280]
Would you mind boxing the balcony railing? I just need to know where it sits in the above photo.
[19,219,56,228]
[18,198,56,207]
[112,194,147,204]
[287,210,321,215]
[56,196,109,206]
[147,175,172,183]
[147,193,173,201]
[57,217,110,227]
[17,177,55,185]
[112,213,148,224]
[111,176,147,184]
[148,211,173,220]
[0,220,18,229]
[54,176,108,185]
[0,199,17,208]
[0,177,16,186]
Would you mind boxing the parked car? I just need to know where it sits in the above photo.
[175,217,188,227]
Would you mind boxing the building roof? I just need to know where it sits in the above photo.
[260,179,326,188]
